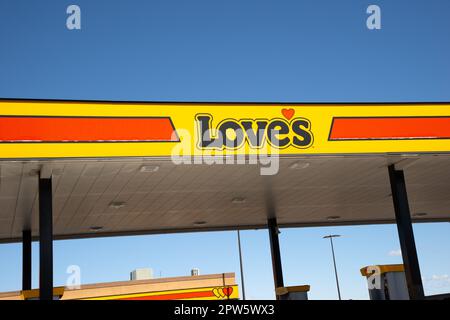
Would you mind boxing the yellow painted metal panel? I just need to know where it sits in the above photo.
[1,100,449,159]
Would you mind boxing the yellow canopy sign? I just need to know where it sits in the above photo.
[0,100,450,159]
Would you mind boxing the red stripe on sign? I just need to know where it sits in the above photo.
[0,116,178,142]
[329,117,450,140]
[118,290,216,300]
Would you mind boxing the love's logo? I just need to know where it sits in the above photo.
[196,109,314,150]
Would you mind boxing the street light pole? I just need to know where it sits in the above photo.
[237,230,246,300]
[323,234,342,300]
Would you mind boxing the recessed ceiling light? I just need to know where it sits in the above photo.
[193,221,207,226]
[232,197,246,204]
[400,154,419,157]
[140,165,160,173]
[289,161,310,169]
[326,215,341,221]
[413,212,427,217]
[109,201,126,209]
[89,226,103,232]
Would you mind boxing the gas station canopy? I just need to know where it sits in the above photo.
[1,99,450,243]
[1,154,450,243]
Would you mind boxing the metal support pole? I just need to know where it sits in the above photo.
[329,237,342,300]
[22,230,32,291]
[388,165,424,300]
[268,218,284,298]
[39,177,53,300]
[237,230,246,300]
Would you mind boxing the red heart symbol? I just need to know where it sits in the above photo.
[281,108,295,120]
[222,287,233,297]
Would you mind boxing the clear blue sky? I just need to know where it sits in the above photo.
[0,0,450,299]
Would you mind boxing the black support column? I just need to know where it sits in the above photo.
[268,218,284,298]
[39,177,53,300]
[388,165,424,300]
[22,230,32,291]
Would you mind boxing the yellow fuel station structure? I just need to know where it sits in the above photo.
[1,99,450,299]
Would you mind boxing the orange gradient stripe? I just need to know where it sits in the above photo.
[118,290,215,300]
[0,116,177,142]
[329,117,450,140]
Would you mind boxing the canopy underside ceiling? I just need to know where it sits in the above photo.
[1,154,449,243]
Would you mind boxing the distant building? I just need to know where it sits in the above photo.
[0,272,238,300]
[130,268,153,281]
